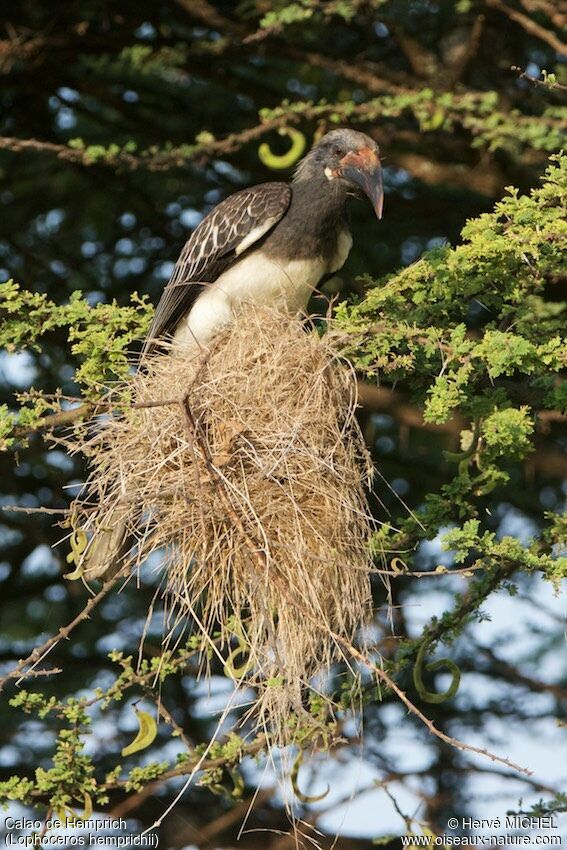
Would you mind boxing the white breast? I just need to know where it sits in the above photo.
[330,228,353,273]
[173,251,327,348]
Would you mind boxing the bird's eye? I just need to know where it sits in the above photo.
[333,147,343,157]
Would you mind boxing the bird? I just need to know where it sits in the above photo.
[142,128,384,355]
[83,128,384,579]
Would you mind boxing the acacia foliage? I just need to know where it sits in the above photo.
[0,152,565,840]
[338,155,566,547]
[0,0,566,845]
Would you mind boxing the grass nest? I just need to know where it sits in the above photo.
[71,305,375,742]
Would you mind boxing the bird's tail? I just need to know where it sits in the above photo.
[81,509,130,582]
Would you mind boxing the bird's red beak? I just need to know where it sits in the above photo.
[339,147,384,220]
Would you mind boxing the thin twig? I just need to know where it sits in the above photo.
[1,505,72,515]
[143,686,194,750]
[511,65,567,91]
[0,567,128,693]
[0,666,62,680]
[332,634,532,777]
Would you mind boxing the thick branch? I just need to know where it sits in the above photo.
[517,0,566,29]
[486,0,567,54]
[445,15,486,87]
[476,645,567,700]
[174,0,244,36]
[12,402,94,438]
[357,383,567,479]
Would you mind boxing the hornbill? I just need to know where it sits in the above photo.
[143,128,384,354]
[84,128,384,578]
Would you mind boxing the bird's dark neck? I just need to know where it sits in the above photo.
[291,172,348,222]
[268,173,348,260]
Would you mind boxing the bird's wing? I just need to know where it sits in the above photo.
[143,182,292,352]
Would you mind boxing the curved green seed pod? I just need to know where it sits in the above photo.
[224,645,251,679]
[121,707,158,756]
[66,528,88,562]
[63,563,84,580]
[64,527,88,579]
[291,750,330,804]
[78,792,93,821]
[413,637,461,704]
[258,127,306,169]
[229,767,245,798]
[224,618,252,679]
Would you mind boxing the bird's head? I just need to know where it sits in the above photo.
[294,128,384,219]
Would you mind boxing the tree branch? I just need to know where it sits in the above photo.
[517,0,566,29]
[8,383,566,478]
[445,14,486,86]
[512,64,567,91]
[0,567,128,693]
[11,402,94,438]
[486,0,567,54]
